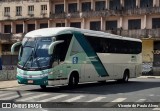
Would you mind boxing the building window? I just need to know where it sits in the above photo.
[106,21,117,30]
[1,55,18,65]
[55,4,64,14]
[56,23,65,27]
[27,24,35,32]
[16,6,22,16]
[16,24,23,33]
[124,0,136,9]
[41,5,47,14]
[4,25,11,33]
[2,44,12,52]
[109,0,120,10]
[68,3,77,13]
[90,21,101,31]
[40,23,48,28]
[4,7,10,16]
[28,5,34,15]
[152,18,160,29]
[70,22,81,28]
[140,0,153,8]
[153,41,160,67]
[128,19,141,29]
[95,1,105,11]
[82,2,91,12]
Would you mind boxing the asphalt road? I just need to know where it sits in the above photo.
[0,78,160,111]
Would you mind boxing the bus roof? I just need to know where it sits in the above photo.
[25,27,142,42]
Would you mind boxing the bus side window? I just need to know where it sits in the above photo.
[56,34,72,62]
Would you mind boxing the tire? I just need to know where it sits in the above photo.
[68,74,79,88]
[40,85,47,89]
[122,71,129,83]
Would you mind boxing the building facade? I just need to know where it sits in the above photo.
[0,0,160,75]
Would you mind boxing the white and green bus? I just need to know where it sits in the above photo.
[11,27,142,89]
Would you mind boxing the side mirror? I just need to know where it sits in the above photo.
[48,40,64,55]
[11,41,21,54]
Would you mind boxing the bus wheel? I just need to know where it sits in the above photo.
[68,74,79,88]
[122,70,129,83]
[40,85,47,89]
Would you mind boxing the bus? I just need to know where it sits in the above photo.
[11,27,142,89]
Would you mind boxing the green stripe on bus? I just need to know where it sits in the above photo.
[72,31,109,77]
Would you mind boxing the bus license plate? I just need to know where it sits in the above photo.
[28,80,33,83]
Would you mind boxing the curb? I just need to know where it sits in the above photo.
[138,76,160,79]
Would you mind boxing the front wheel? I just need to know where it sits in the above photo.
[68,74,79,88]
[40,85,47,89]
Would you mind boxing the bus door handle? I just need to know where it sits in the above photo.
[66,66,71,68]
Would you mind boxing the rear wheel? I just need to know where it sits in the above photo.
[122,70,129,83]
[40,85,46,89]
[68,74,79,88]
[117,70,129,83]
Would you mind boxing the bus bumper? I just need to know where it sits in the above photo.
[17,76,48,85]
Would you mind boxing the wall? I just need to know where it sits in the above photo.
[142,39,154,74]
[142,39,154,62]
[0,66,17,81]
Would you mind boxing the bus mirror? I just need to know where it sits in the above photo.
[11,41,21,54]
[48,40,64,55]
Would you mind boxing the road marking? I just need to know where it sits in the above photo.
[63,95,85,102]
[86,97,106,102]
[1,93,33,100]
[38,94,68,102]
[152,103,160,110]
[0,92,15,98]
[6,87,18,90]
[103,98,126,107]
[111,98,126,102]
[136,99,146,102]
[149,94,154,96]
[17,93,50,101]
[152,108,160,111]
[153,108,160,110]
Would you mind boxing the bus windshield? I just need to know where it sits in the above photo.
[18,37,53,70]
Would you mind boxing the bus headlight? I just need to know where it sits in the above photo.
[48,72,53,75]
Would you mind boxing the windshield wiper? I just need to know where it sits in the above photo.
[22,49,34,69]
[32,38,42,70]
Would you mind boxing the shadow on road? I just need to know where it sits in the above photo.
[25,78,160,95]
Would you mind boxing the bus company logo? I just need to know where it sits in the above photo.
[2,103,12,108]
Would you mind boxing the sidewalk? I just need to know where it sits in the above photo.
[138,76,160,79]
[0,80,23,89]
[0,76,159,89]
